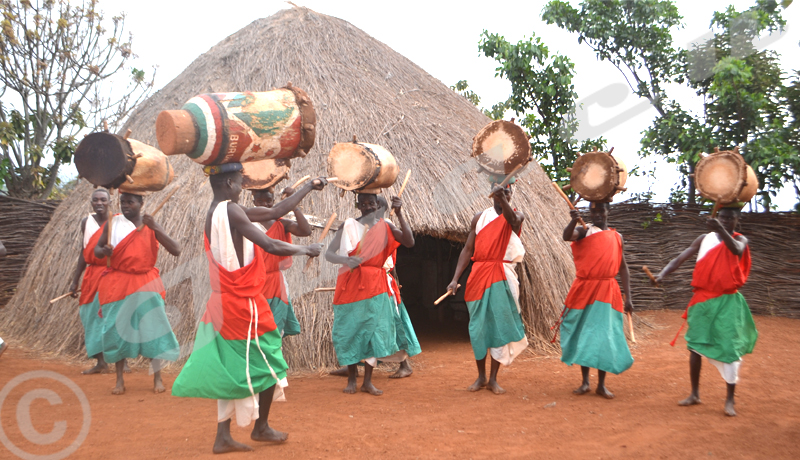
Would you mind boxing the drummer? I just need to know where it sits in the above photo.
[655,204,757,416]
[325,192,415,395]
[446,176,527,394]
[248,185,310,338]
[559,202,634,398]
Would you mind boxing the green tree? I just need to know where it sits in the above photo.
[0,0,154,199]
[543,0,799,209]
[478,31,606,185]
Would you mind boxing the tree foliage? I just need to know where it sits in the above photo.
[478,31,606,185]
[543,0,799,210]
[0,0,154,198]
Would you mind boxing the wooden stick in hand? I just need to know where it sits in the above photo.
[282,175,311,197]
[487,163,526,198]
[627,312,636,343]
[137,186,180,231]
[711,201,722,218]
[434,284,460,305]
[303,212,337,273]
[389,169,412,217]
[552,182,586,227]
[642,265,659,287]
[49,290,80,304]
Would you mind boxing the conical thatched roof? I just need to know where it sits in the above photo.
[0,7,575,369]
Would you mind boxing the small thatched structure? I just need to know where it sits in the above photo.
[0,7,575,369]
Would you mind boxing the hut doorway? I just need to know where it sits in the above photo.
[395,235,471,340]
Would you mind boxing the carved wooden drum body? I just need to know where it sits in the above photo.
[75,132,174,192]
[569,150,627,202]
[471,120,531,175]
[327,142,398,194]
[241,158,291,190]
[695,148,758,203]
[156,84,316,165]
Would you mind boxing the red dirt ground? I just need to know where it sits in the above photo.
[1,310,799,460]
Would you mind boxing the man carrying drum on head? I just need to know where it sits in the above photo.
[559,201,634,399]
[172,163,326,454]
[655,203,757,416]
[325,191,415,396]
[447,175,527,395]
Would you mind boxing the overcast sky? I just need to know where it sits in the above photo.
[71,0,799,209]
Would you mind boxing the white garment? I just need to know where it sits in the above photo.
[83,214,101,248]
[475,207,528,366]
[698,232,722,262]
[109,214,137,247]
[209,201,288,427]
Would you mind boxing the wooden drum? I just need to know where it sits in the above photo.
[75,132,174,192]
[156,83,316,165]
[695,147,758,203]
[569,150,627,202]
[471,120,531,175]
[241,158,291,190]
[327,141,398,193]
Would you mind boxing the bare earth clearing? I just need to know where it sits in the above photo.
[1,310,798,459]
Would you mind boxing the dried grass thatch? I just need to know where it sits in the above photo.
[0,7,576,369]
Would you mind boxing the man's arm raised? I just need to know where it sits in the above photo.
[142,214,182,257]
[246,178,327,223]
[229,202,321,257]
[387,196,414,248]
[491,186,524,234]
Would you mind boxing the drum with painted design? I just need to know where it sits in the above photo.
[241,158,291,190]
[327,141,399,193]
[569,150,627,202]
[695,147,758,203]
[155,84,316,164]
[471,120,531,175]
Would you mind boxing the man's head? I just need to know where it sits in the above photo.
[356,193,379,217]
[209,169,243,203]
[252,187,275,208]
[717,207,741,233]
[91,188,110,215]
[589,201,610,227]
[119,192,144,220]
[491,184,513,207]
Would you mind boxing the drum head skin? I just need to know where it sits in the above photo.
[570,151,620,202]
[738,165,758,202]
[328,142,398,192]
[75,132,136,189]
[695,150,747,203]
[472,120,531,175]
[241,158,291,190]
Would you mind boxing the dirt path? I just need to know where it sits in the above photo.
[1,310,799,459]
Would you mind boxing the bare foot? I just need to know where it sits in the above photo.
[343,380,358,394]
[361,382,383,396]
[111,382,125,395]
[213,438,253,454]
[724,400,736,416]
[329,366,350,377]
[467,376,487,392]
[573,383,590,395]
[123,360,132,374]
[487,380,506,395]
[154,376,166,394]
[678,394,702,406]
[389,362,413,379]
[82,362,109,375]
[251,425,289,443]
[596,386,615,399]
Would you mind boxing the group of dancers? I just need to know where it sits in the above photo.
[65,162,758,453]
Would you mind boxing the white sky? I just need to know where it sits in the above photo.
[62,0,799,209]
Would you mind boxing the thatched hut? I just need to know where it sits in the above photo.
[0,7,575,369]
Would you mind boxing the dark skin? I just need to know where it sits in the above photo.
[68,190,111,375]
[94,193,181,396]
[250,187,312,237]
[207,172,325,454]
[325,193,414,396]
[0,240,5,357]
[447,186,524,395]
[562,203,633,399]
[654,208,746,416]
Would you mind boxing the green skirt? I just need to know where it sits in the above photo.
[685,292,758,363]
[100,291,180,363]
[560,300,633,375]
[395,301,421,357]
[466,280,526,360]
[79,293,104,358]
[268,296,301,338]
[332,294,399,366]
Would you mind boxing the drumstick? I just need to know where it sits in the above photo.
[282,175,311,197]
[137,186,181,231]
[642,265,659,287]
[434,284,460,305]
[106,197,114,267]
[314,287,336,292]
[303,212,337,272]
[552,182,586,227]
[627,312,636,343]
[49,290,80,304]
[487,163,526,198]
[389,169,412,217]
[711,201,722,218]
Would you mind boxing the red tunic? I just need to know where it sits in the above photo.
[98,224,165,306]
[688,233,751,308]
[79,223,107,306]
[260,220,292,304]
[333,220,400,305]
[564,230,624,313]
